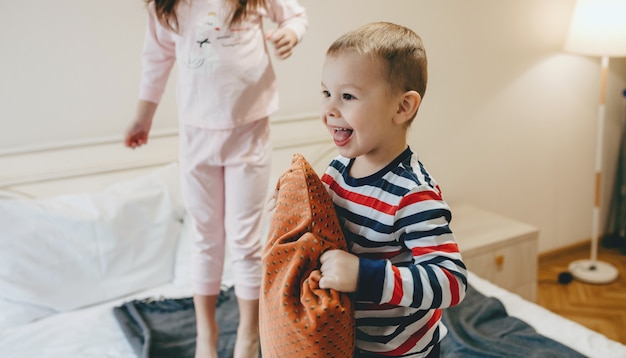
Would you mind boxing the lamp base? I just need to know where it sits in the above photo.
[568,259,619,284]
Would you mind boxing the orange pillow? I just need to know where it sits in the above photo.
[259,153,355,357]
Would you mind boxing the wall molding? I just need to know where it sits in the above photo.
[0,129,179,158]
[0,113,329,189]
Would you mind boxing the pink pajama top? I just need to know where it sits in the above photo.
[139,0,308,129]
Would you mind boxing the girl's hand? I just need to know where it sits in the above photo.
[124,119,152,149]
[319,249,359,293]
[124,100,157,149]
[265,28,298,59]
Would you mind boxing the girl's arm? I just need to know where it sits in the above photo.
[125,4,176,149]
[138,3,176,105]
[264,0,308,45]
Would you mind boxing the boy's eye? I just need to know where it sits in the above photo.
[321,90,330,98]
[342,93,355,100]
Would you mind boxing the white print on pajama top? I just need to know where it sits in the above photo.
[184,11,256,72]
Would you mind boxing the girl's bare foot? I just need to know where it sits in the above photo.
[195,333,219,358]
[195,323,219,358]
[233,331,260,358]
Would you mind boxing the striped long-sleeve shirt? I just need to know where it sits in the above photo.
[321,147,467,357]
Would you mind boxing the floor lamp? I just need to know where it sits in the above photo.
[564,0,626,284]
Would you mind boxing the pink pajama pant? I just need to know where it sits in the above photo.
[179,118,271,300]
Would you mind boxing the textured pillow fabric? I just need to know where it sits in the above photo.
[260,153,355,357]
[0,163,185,312]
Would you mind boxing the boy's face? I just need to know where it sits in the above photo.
[321,51,408,166]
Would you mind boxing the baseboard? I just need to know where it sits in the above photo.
[539,240,591,261]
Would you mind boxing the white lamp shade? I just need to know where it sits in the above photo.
[564,0,626,57]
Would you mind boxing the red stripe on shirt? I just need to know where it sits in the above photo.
[321,173,333,186]
[389,265,403,305]
[443,269,461,306]
[322,174,396,215]
[398,190,443,209]
[411,243,459,256]
[380,309,442,356]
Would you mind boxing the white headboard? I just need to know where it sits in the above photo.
[0,114,336,198]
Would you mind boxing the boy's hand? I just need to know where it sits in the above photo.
[265,28,298,59]
[319,249,359,293]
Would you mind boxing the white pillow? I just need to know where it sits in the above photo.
[0,163,185,313]
[0,298,54,330]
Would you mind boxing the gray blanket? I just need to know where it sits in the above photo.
[113,285,586,358]
[440,285,586,357]
[113,288,239,358]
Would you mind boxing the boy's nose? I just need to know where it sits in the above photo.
[322,102,339,118]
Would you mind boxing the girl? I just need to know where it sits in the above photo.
[124,1,307,357]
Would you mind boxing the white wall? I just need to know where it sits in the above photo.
[1,0,625,253]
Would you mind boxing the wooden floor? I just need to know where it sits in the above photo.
[537,242,626,345]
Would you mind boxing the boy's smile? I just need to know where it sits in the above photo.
[331,127,353,147]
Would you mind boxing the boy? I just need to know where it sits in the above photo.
[317,22,468,357]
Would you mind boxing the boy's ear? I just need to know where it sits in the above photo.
[394,90,421,124]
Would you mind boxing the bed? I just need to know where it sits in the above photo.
[1,126,626,358]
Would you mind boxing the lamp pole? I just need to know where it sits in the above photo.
[568,55,619,284]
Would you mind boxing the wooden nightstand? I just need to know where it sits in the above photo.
[449,203,540,302]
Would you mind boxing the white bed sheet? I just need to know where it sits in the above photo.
[2,272,625,358]
[0,282,192,358]
[468,272,626,358]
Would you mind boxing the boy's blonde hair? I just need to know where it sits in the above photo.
[327,22,428,118]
